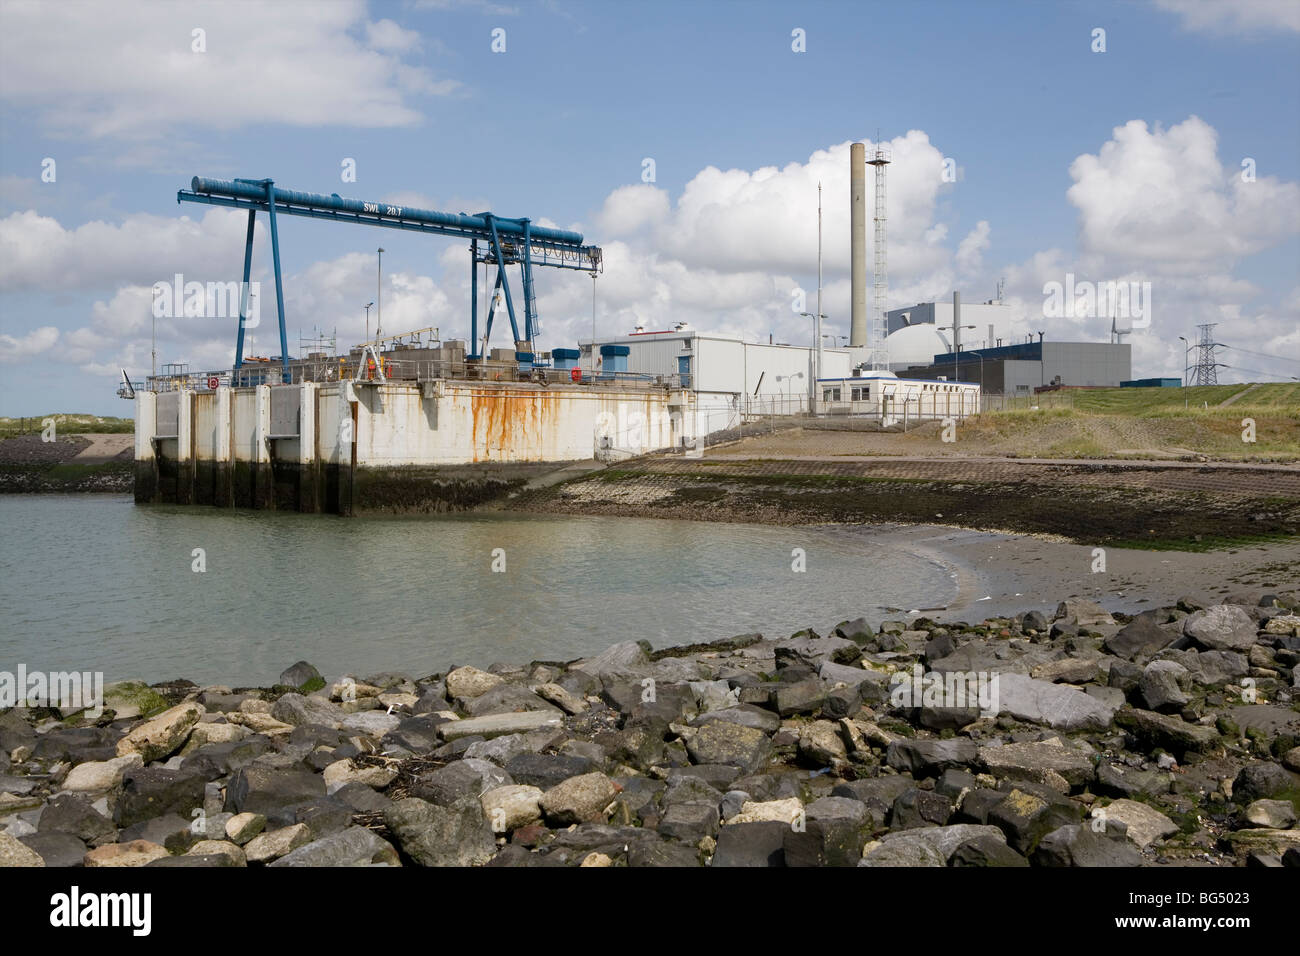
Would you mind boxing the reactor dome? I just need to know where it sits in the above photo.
[885,323,952,368]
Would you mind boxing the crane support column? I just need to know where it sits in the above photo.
[235,208,256,371]
[470,239,479,359]
[262,179,291,384]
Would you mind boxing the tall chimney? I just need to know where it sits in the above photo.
[850,143,867,348]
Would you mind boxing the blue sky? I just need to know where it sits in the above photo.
[2,0,1298,415]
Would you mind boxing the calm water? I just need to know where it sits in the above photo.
[0,495,962,687]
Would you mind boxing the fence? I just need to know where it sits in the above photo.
[980,391,1077,413]
[141,360,689,393]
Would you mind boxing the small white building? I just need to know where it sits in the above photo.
[582,325,852,435]
[817,372,980,427]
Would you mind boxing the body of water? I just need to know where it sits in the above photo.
[0,495,964,686]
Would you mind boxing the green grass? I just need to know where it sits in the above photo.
[0,413,134,438]
[1069,383,1299,414]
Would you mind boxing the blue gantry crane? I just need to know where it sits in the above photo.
[178,177,602,383]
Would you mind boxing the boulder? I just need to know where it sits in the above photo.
[0,832,45,867]
[480,784,544,832]
[114,766,206,828]
[224,766,325,815]
[977,739,1096,790]
[278,661,321,691]
[445,666,504,700]
[61,753,144,792]
[115,702,203,763]
[1183,605,1258,652]
[84,840,169,868]
[685,721,773,775]
[268,826,400,867]
[540,773,618,826]
[1095,799,1178,847]
[996,674,1118,732]
[383,797,496,866]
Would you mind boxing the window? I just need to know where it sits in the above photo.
[823,387,841,402]
[851,387,862,401]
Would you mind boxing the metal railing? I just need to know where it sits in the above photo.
[139,360,690,393]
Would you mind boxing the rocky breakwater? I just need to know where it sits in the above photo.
[3,592,1300,868]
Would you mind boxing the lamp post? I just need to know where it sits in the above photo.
[800,310,827,406]
[376,248,385,340]
[364,301,374,343]
[1178,335,1190,387]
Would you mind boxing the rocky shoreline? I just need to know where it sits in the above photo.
[3,592,1299,868]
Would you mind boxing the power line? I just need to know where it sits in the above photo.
[1221,343,1300,365]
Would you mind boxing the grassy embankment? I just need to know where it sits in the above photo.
[0,413,134,438]
[912,383,1300,460]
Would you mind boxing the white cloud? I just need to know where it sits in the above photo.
[0,326,59,364]
[956,221,991,275]
[0,208,253,292]
[0,0,456,139]
[1154,0,1300,34]
[1066,117,1300,273]
[366,18,422,53]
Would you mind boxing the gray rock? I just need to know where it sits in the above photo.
[18,832,86,867]
[659,802,719,843]
[383,797,495,866]
[268,825,400,867]
[39,793,116,843]
[540,773,618,825]
[1115,708,1219,756]
[996,673,1119,732]
[977,740,1096,790]
[462,683,561,718]
[278,661,321,690]
[1106,615,1176,661]
[1139,660,1191,711]
[889,788,953,829]
[437,712,563,742]
[775,679,826,717]
[224,766,325,815]
[987,787,1080,855]
[832,776,917,818]
[1055,599,1114,627]
[710,821,787,867]
[949,834,1030,866]
[503,753,593,790]
[411,758,512,806]
[114,766,206,828]
[1095,799,1178,847]
[1032,823,1142,866]
[341,710,401,738]
[1184,605,1258,652]
[865,823,1008,866]
[572,641,650,681]
[685,721,773,775]
[270,693,345,729]
[0,832,45,866]
[1244,799,1298,829]
[1233,762,1297,803]
[691,705,781,735]
[886,738,979,777]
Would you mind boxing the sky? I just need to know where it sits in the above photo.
[1,0,1298,415]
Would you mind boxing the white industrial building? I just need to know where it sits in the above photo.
[887,300,1015,348]
[817,372,980,426]
[580,325,852,435]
